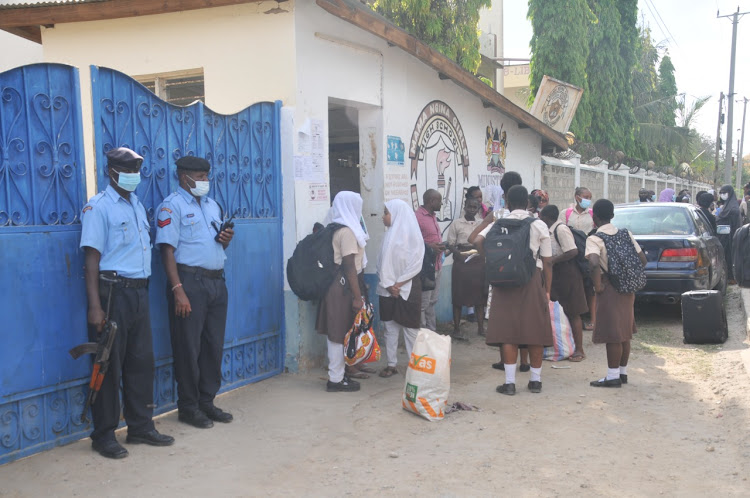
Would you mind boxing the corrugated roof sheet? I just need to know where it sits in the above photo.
[0,0,107,9]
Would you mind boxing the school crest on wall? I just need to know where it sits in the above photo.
[408,100,469,232]
[485,121,507,175]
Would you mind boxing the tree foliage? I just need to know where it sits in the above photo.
[657,55,677,127]
[528,0,595,139]
[373,0,492,73]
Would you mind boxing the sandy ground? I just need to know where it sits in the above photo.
[1,289,750,497]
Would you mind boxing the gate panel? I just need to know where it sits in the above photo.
[90,67,284,413]
[0,64,88,465]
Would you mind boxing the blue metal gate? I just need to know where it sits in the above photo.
[90,66,285,411]
[0,64,89,464]
[0,64,284,466]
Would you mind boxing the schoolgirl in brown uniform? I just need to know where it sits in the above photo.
[473,185,553,395]
[585,199,647,387]
[540,204,588,361]
[316,191,369,392]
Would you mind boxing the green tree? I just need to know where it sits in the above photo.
[528,0,595,140]
[613,0,638,154]
[657,54,678,127]
[585,0,623,148]
[373,0,492,73]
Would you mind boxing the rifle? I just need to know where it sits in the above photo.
[69,273,119,423]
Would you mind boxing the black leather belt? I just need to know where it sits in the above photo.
[177,263,224,279]
[99,272,149,288]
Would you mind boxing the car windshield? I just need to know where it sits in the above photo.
[613,206,695,236]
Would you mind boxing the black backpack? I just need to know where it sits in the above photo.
[732,224,750,287]
[554,224,590,278]
[484,217,537,288]
[592,229,646,294]
[287,223,345,301]
[421,243,437,291]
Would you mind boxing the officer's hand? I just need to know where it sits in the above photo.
[174,287,192,318]
[88,307,106,333]
[218,227,234,246]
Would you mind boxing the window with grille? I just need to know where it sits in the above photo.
[136,70,205,106]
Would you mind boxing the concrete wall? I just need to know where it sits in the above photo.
[541,155,712,208]
[0,31,43,72]
[39,1,296,198]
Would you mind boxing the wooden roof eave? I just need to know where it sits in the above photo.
[0,0,274,44]
[316,0,569,152]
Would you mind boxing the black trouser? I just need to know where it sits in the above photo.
[167,267,228,413]
[88,284,155,442]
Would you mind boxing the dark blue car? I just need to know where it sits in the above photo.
[612,202,727,304]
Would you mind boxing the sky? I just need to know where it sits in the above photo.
[503,0,750,162]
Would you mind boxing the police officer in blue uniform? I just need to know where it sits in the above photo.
[156,156,234,429]
[80,147,174,459]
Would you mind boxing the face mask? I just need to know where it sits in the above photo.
[579,198,592,209]
[720,193,729,201]
[651,194,657,202]
[115,171,140,192]
[188,175,210,197]
[499,198,505,209]
[671,195,676,201]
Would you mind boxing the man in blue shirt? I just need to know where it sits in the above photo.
[80,147,174,459]
[156,156,234,429]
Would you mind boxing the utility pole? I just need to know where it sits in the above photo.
[737,97,748,191]
[718,7,749,185]
[715,92,724,187]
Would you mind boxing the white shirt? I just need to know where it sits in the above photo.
[549,220,577,258]
[479,209,551,270]
[559,204,595,234]
[585,223,642,272]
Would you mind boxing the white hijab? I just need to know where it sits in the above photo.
[377,199,425,300]
[324,191,369,266]
[487,185,504,210]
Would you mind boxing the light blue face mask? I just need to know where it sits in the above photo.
[651,194,657,202]
[499,198,506,209]
[672,194,677,202]
[579,198,592,209]
[114,170,141,192]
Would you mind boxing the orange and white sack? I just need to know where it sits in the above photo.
[402,328,451,421]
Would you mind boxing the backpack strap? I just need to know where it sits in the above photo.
[565,207,573,224]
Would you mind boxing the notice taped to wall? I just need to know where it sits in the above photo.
[384,172,410,202]
[307,182,329,204]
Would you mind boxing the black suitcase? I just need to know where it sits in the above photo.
[681,290,728,344]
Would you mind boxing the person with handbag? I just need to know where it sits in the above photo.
[316,192,369,392]
[377,199,425,378]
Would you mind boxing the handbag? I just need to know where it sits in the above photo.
[344,302,381,366]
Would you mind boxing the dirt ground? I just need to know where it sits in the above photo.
[1,289,750,497]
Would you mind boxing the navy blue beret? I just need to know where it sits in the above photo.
[175,156,210,172]
[106,147,143,170]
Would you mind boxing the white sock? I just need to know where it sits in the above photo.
[504,364,517,384]
[530,367,542,382]
[606,368,620,380]
[620,365,628,376]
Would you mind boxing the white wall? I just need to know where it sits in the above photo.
[38,1,296,197]
[478,0,503,93]
[0,31,43,72]
[294,1,542,269]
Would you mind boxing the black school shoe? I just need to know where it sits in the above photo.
[326,376,360,392]
[126,429,175,446]
[620,374,628,384]
[92,439,128,459]
[519,364,531,373]
[496,383,516,396]
[527,381,542,393]
[201,404,233,423]
[590,378,622,388]
[179,409,214,429]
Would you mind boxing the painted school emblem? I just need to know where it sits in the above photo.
[408,100,469,231]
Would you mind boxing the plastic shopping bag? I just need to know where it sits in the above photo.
[402,329,451,421]
[543,301,575,361]
[344,302,381,366]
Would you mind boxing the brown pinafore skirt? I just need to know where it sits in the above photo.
[379,276,422,329]
[485,270,553,347]
[451,253,489,307]
[550,259,589,317]
[592,274,637,344]
[316,270,367,344]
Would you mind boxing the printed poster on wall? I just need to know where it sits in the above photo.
[529,75,583,134]
[387,135,405,166]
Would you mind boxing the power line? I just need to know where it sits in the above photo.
[645,0,679,47]
[642,0,670,44]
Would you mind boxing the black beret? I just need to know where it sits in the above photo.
[175,156,210,172]
[106,147,143,170]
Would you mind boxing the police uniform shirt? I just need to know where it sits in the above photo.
[79,185,152,278]
[155,188,226,270]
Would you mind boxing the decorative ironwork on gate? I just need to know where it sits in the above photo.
[0,64,88,466]
[91,66,284,415]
